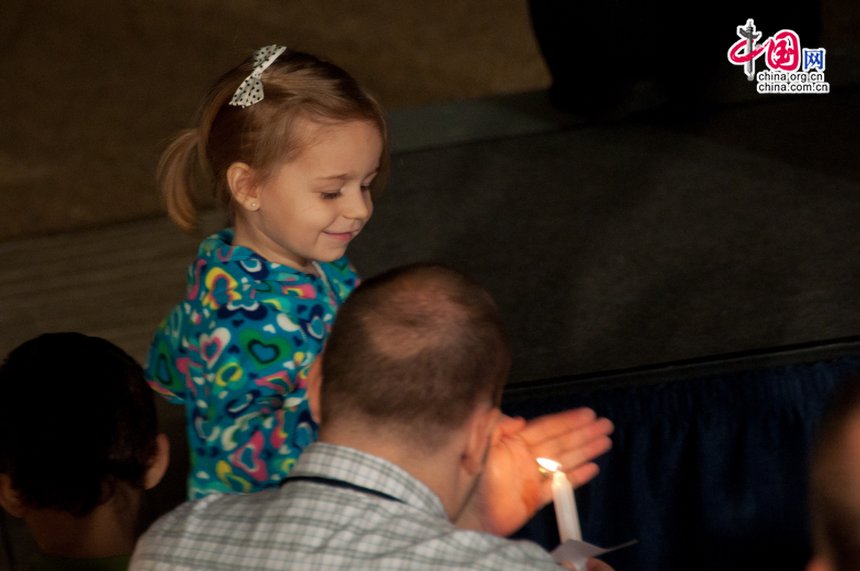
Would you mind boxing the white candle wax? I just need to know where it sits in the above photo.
[551,469,582,543]
[537,457,582,543]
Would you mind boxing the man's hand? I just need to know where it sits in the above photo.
[457,407,613,536]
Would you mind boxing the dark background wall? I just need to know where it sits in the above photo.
[0,0,550,241]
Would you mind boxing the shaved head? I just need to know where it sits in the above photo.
[320,264,510,450]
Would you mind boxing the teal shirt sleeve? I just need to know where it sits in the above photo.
[145,305,188,405]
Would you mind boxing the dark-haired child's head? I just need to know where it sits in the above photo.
[0,333,168,528]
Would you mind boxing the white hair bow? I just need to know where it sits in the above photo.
[228,45,287,108]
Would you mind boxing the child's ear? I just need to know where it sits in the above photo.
[306,357,323,425]
[226,162,262,212]
[0,474,26,518]
[143,433,171,490]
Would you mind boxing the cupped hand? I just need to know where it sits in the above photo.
[457,407,613,536]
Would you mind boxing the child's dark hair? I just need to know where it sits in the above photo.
[0,333,158,517]
[159,47,390,232]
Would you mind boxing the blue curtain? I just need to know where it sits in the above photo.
[505,355,860,571]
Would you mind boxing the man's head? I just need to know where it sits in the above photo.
[0,333,168,522]
[312,263,511,452]
[809,377,860,571]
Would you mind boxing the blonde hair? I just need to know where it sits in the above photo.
[159,49,390,233]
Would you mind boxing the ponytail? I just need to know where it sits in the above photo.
[158,128,206,233]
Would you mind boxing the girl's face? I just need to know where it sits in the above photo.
[238,118,382,271]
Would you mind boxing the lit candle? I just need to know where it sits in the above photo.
[536,457,582,543]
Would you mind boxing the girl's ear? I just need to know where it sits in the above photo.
[0,474,26,518]
[226,162,262,212]
[143,433,171,491]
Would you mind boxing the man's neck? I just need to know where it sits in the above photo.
[319,426,469,522]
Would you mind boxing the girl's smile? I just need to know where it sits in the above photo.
[323,230,359,242]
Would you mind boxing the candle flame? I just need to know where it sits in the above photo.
[536,457,561,472]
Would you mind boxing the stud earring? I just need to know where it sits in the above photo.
[250,201,258,209]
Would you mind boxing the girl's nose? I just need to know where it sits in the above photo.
[343,188,371,221]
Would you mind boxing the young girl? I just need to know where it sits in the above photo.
[146,45,389,498]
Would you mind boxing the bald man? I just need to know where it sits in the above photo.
[132,264,613,570]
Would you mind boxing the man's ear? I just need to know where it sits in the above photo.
[462,406,502,476]
[143,433,170,490]
[226,162,262,212]
[0,474,26,518]
[307,356,323,425]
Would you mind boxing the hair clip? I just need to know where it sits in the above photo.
[228,45,287,108]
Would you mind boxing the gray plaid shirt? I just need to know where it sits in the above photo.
[131,442,560,570]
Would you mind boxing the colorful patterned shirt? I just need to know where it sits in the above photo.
[130,443,562,570]
[145,229,358,498]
